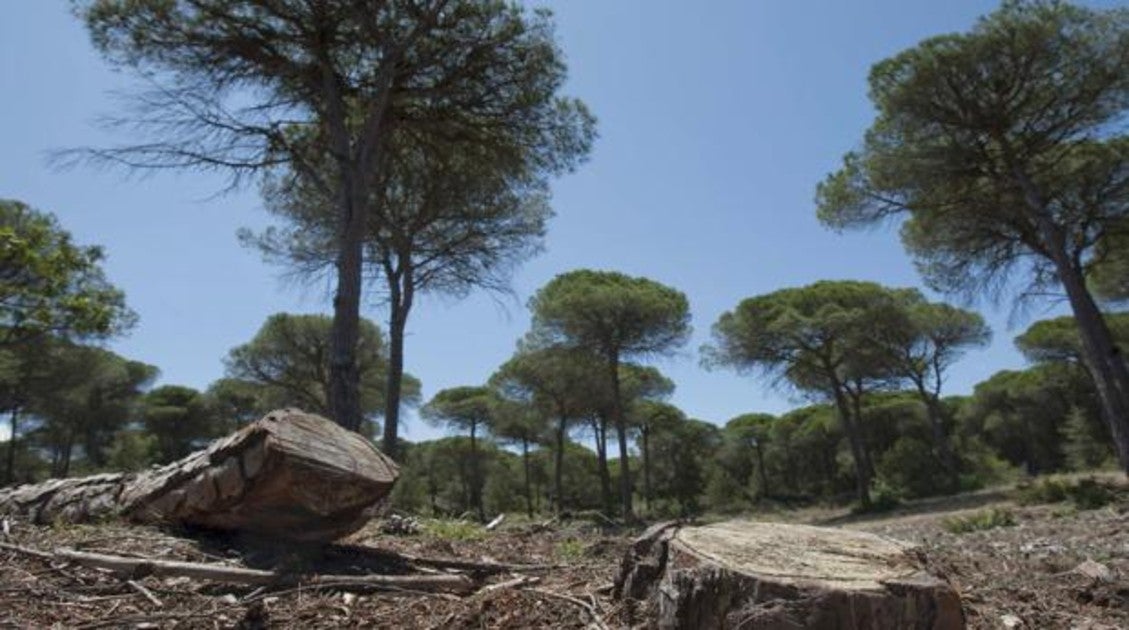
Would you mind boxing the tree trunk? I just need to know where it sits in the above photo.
[554,418,566,515]
[593,415,612,514]
[469,421,484,522]
[381,269,414,461]
[521,438,533,518]
[918,389,960,492]
[609,356,634,521]
[328,172,365,434]
[615,521,963,630]
[1012,165,1129,474]
[4,409,18,485]
[754,439,770,499]
[831,380,871,508]
[642,425,652,514]
[0,409,398,542]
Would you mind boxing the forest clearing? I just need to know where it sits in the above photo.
[1,472,1126,628]
[5,0,1129,627]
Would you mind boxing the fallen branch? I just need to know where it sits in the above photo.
[3,542,476,595]
[125,579,163,608]
[485,514,505,531]
[336,543,558,575]
[530,588,610,630]
[478,575,540,595]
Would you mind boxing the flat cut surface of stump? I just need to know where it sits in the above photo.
[675,521,921,590]
[617,520,963,630]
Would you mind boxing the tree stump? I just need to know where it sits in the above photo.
[0,409,398,542]
[615,520,963,629]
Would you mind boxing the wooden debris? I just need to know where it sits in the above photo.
[615,520,964,629]
[0,409,399,542]
[485,514,506,531]
[2,541,476,595]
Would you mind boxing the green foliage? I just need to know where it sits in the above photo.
[959,365,1089,475]
[852,478,903,514]
[529,270,691,362]
[554,538,586,562]
[1016,476,1118,510]
[1016,314,1129,366]
[816,0,1129,464]
[942,508,1016,534]
[816,1,1129,299]
[106,429,157,472]
[224,313,421,433]
[422,519,485,542]
[1015,476,1071,505]
[141,385,222,463]
[0,199,135,345]
[876,438,944,499]
[1063,406,1115,471]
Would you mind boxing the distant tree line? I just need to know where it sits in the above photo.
[4,1,1127,525]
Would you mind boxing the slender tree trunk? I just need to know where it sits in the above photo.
[642,425,652,514]
[1012,166,1129,474]
[554,417,566,514]
[593,415,612,513]
[1019,412,1039,476]
[521,438,533,518]
[754,439,770,499]
[5,409,18,485]
[382,295,411,460]
[831,379,871,508]
[61,431,75,478]
[916,387,959,492]
[609,355,633,521]
[847,385,875,479]
[469,422,484,522]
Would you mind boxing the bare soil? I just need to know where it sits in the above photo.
[1,478,1127,629]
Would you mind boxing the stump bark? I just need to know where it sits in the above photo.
[615,520,963,629]
[0,409,398,542]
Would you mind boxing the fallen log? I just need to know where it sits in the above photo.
[0,541,475,595]
[615,520,963,630]
[0,409,399,542]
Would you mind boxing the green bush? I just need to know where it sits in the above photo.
[1015,477,1070,505]
[941,508,1016,534]
[876,438,945,498]
[1016,476,1117,510]
[1067,477,1115,510]
[852,478,902,514]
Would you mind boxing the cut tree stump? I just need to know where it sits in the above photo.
[615,520,964,630]
[0,409,399,542]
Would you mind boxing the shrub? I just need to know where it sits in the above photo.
[1016,476,1117,510]
[852,478,902,514]
[876,438,943,499]
[1015,477,1070,505]
[941,508,1016,534]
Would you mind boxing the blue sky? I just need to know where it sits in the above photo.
[1,1,1107,442]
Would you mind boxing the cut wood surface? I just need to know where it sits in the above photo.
[616,520,963,630]
[0,409,399,542]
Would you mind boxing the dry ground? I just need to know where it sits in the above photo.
[1,478,1127,629]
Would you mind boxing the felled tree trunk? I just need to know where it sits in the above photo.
[616,521,963,630]
[0,409,398,542]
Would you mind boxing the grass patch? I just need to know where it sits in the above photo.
[941,507,1016,534]
[555,538,585,562]
[422,519,486,541]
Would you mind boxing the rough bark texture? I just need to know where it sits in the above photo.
[0,409,398,542]
[616,520,963,630]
